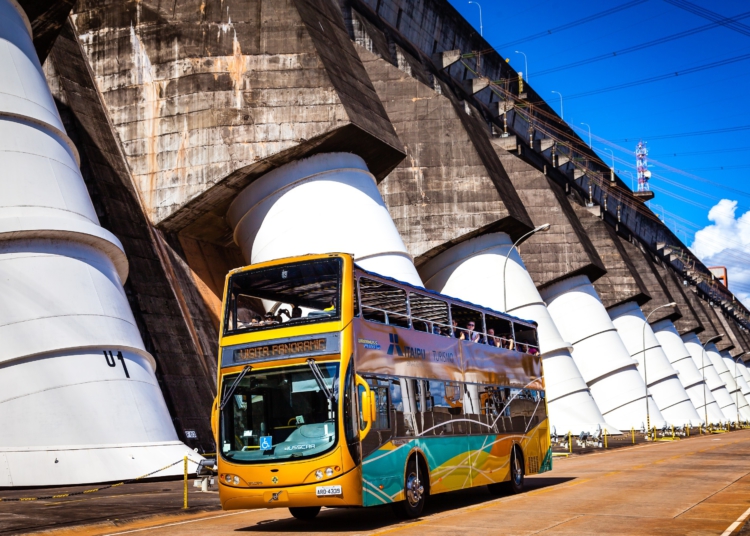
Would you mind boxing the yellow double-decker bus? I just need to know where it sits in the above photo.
[212,253,550,520]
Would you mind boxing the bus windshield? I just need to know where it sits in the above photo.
[224,257,342,335]
[219,363,339,463]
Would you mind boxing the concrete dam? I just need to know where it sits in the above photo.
[2,0,750,486]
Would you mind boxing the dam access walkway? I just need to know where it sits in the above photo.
[3,429,750,535]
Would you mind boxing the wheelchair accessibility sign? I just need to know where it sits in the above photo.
[260,436,273,451]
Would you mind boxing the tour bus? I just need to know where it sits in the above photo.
[212,253,551,520]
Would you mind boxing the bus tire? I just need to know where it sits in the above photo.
[289,506,321,520]
[488,445,524,496]
[392,456,428,519]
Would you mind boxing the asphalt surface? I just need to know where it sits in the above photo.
[3,429,750,535]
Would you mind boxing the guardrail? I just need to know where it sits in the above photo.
[551,421,750,456]
[0,456,216,509]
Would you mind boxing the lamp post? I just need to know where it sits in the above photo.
[581,122,591,148]
[551,91,564,120]
[701,335,722,429]
[735,355,745,426]
[468,1,483,36]
[601,147,615,170]
[643,302,676,435]
[620,170,635,191]
[502,224,551,312]
[514,51,528,82]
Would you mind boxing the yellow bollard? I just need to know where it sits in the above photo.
[687,425,690,438]
[631,427,635,444]
[604,429,608,449]
[183,456,188,510]
[568,431,572,454]
[671,425,675,439]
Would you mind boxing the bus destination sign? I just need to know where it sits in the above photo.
[223,333,339,367]
[235,338,326,361]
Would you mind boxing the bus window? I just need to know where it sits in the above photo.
[218,362,339,463]
[223,257,342,335]
[485,314,514,350]
[368,381,391,431]
[508,387,543,433]
[359,278,410,329]
[409,292,450,335]
[422,380,465,436]
[450,304,484,342]
[513,323,539,354]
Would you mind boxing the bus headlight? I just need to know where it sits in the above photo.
[221,473,245,486]
[325,467,334,477]
[315,469,323,480]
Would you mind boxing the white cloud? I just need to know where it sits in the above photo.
[690,199,750,307]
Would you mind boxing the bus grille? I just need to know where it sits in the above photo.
[527,455,539,474]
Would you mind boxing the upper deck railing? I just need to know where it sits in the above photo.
[354,266,540,355]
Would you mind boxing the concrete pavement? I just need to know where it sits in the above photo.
[6,430,750,535]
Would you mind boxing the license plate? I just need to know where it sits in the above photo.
[316,485,342,497]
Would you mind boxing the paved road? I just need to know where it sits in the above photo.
[16,430,750,535]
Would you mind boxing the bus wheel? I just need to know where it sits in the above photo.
[487,446,524,496]
[508,446,524,493]
[289,506,321,520]
[392,456,427,518]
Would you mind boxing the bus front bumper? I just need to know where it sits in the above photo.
[221,466,363,510]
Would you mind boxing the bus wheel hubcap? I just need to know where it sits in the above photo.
[406,473,423,506]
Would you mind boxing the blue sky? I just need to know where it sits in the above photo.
[449,0,750,303]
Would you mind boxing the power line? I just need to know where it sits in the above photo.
[662,0,750,37]
[615,124,750,142]
[496,0,648,50]
[684,164,750,172]
[534,10,750,77]
[567,51,750,100]
[651,145,750,157]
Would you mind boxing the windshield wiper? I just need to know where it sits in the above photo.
[219,365,252,410]
[306,358,334,401]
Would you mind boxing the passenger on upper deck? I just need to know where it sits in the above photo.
[460,322,481,343]
[486,328,501,347]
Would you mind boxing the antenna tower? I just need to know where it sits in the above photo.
[636,140,651,192]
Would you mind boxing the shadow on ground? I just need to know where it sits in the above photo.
[235,476,576,533]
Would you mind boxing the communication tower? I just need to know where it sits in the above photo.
[636,140,651,192]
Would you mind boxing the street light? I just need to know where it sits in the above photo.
[514,51,528,82]
[468,1,483,36]
[581,122,592,148]
[502,224,551,312]
[601,147,615,170]
[619,170,635,191]
[551,90,564,120]
[643,302,676,436]
[701,335,723,429]
[734,355,745,426]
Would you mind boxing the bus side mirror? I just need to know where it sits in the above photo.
[211,397,219,439]
[355,374,375,440]
[361,391,376,423]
